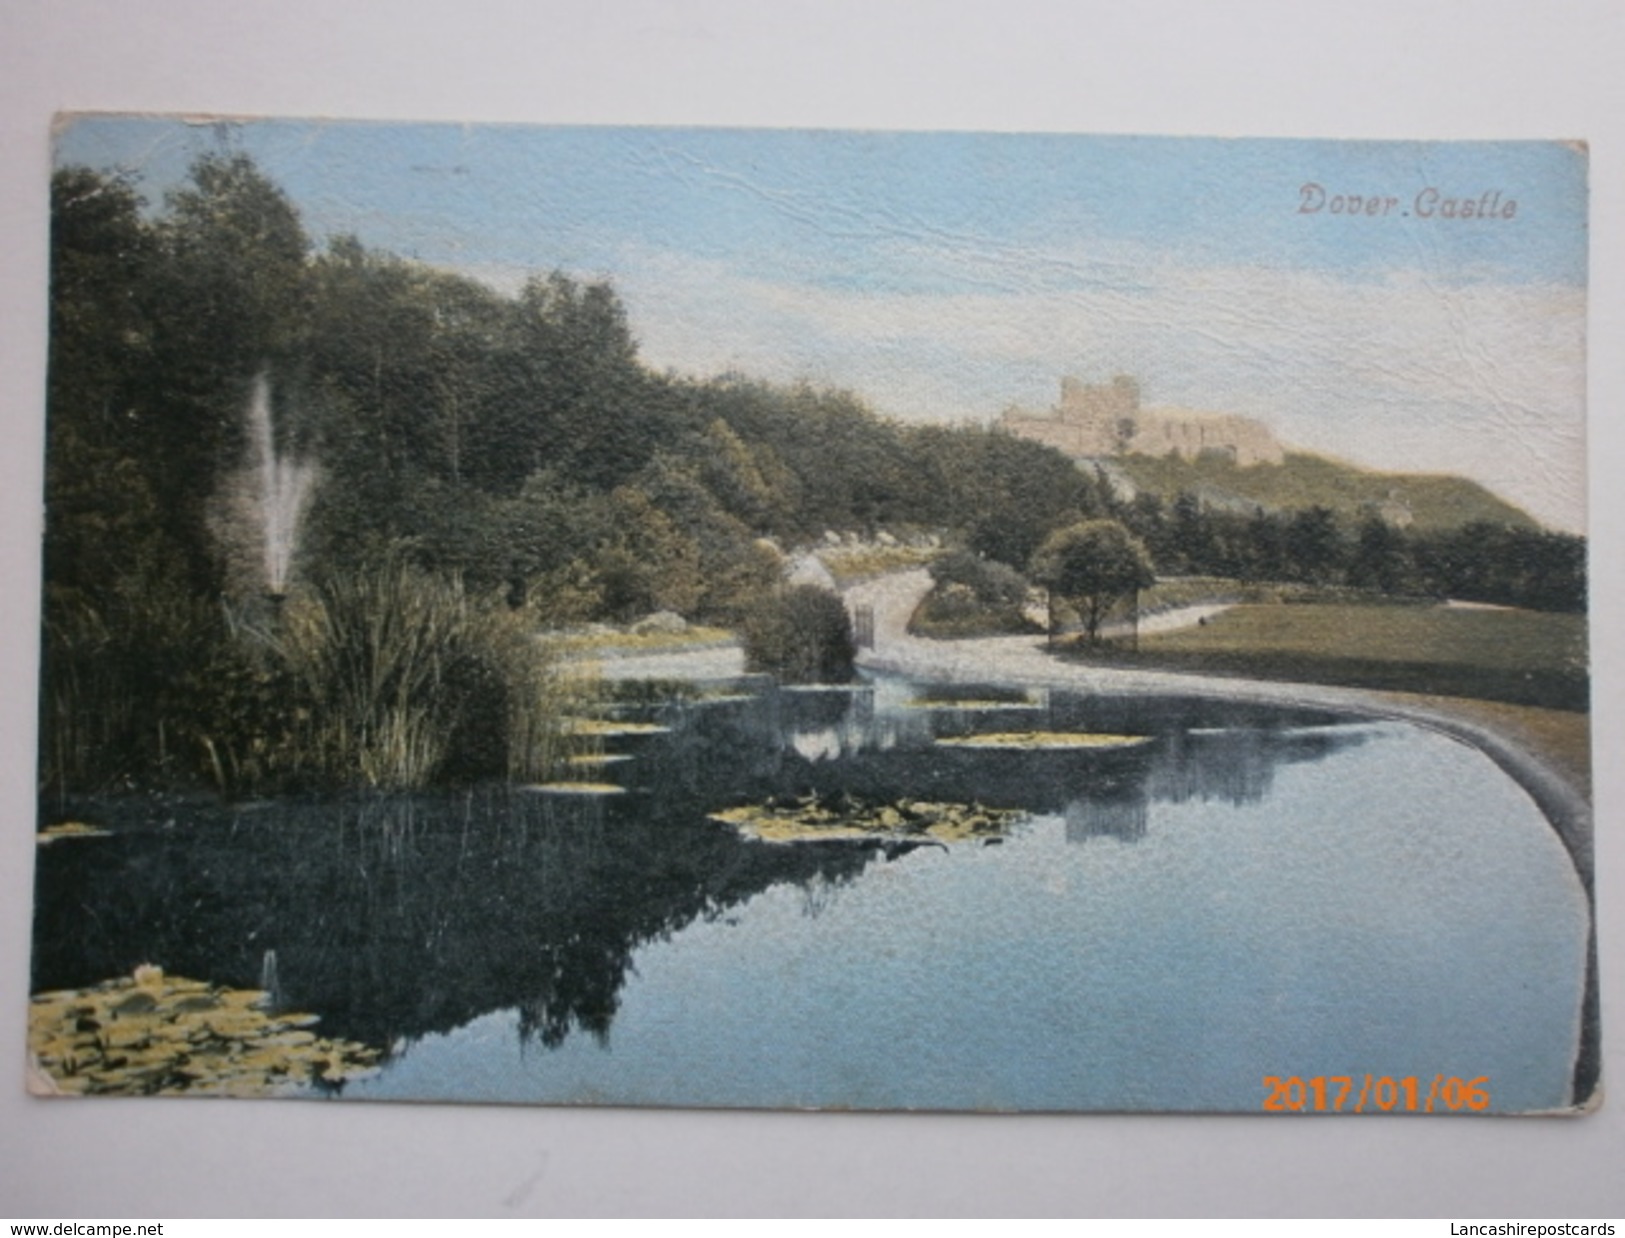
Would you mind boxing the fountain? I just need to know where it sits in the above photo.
[244,374,315,601]
[260,947,282,1008]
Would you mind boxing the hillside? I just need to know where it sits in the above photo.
[1104,451,1537,530]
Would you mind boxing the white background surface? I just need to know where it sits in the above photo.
[1,0,1621,1218]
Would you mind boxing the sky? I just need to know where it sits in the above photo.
[56,117,1589,530]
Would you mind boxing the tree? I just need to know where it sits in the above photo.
[1167,490,1213,574]
[1283,505,1345,584]
[467,273,652,493]
[135,153,316,593]
[1029,519,1156,646]
[1348,515,1412,594]
[909,424,1103,567]
[595,485,703,621]
[307,238,508,495]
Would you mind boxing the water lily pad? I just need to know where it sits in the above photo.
[904,698,1040,711]
[935,731,1152,750]
[710,794,1022,845]
[36,822,111,845]
[562,719,671,737]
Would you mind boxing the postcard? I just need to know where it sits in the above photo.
[29,118,1593,1114]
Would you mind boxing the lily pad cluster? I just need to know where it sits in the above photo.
[710,792,1023,845]
[28,966,380,1098]
[545,715,669,793]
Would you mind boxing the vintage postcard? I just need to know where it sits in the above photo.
[30,118,1593,1113]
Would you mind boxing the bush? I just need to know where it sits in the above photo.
[741,585,856,683]
[928,550,1029,608]
[910,551,1037,638]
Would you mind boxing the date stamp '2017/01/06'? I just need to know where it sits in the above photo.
[1263,1074,1493,1113]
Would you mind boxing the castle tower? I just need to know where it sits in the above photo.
[1001,373,1283,466]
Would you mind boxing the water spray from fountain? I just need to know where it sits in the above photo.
[246,374,316,604]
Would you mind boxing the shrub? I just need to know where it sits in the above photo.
[741,585,856,683]
[910,551,1037,638]
[928,550,1029,608]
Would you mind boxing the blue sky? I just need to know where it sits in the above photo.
[57,117,1589,529]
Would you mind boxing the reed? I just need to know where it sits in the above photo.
[40,583,224,795]
[269,559,575,789]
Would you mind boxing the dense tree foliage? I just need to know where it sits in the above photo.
[38,157,1117,791]
[1113,484,1585,614]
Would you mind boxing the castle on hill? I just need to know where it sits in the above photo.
[999,375,1285,467]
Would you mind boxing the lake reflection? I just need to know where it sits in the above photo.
[32,677,1590,1112]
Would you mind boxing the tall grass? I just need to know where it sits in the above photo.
[40,583,224,797]
[271,560,575,789]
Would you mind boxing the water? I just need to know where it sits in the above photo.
[31,677,1590,1112]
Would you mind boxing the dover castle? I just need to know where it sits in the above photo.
[1000,375,1284,467]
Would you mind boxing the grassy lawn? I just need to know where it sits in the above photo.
[1114,602,1588,712]
[1087,601,1592,790]
[1134,576,1256,611]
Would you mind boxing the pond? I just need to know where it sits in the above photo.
[31,675,1590,1112]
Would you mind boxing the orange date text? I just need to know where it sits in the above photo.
[1262,1074,1490,1113]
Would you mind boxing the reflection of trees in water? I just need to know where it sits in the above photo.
[1151,726,1373,809]
[798,870,857,920]
[1062,724,1375,844]
[782,687,926,763]
[32,786,879,1058]
[1064,790,1148,843]
[1147,730,1279,808]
